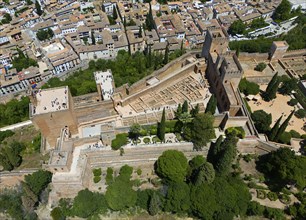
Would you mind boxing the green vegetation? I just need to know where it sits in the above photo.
[267,191,278,201]
[0,170,52,219]
[225,126,246,139]
[295,109,306,118]
[105,167,114,185]
[239,78,260,95]
[205,95,217,114]
[93,168,102,183]
[157,108,166,142]
[156,150,188,183]
[254,62,267,72]
[190,113,215,150]
[43,50,184,96]
[251,110,272,133]
[35,0,43,16]
[269,115,283,141]
[0,97,30,127]
[0,13,12,24]
[12,49,38,72]
[36,28,54,41]
[274,110,294,142]
[111,133,128,150]
[230,14,306,52]
[0,130,14,143]
[0,141,24,171]
[228,18,268,36]
[263,73,280,101]
[272,0,301,23]
[256,147,306,190]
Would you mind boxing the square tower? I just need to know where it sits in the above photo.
[269,41,289,60]
[29,86,78,148]
[202,27,229,59]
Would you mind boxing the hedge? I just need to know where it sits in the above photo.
[111,133,128,150]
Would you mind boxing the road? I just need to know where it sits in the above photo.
[0,120,32,132]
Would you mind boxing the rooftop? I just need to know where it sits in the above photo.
[94,70,114,101]
[31,86,69,115]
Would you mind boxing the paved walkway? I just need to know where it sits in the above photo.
[0,120,32,131]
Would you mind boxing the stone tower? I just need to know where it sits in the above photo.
[202,27,229,59]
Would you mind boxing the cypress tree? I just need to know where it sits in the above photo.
[112,5,117,20]
[139,26,142,37]
[91,31,96,45]
[35,1,43,16]
[275,110,294,142]
[148,192,160,216]
[158,108,166,142]
[191,103,200,117]
[175,103,182,118]
[264,73,280,101]
[163,45,169,64]
[205,95,217,115]
[182,100,188,113]
[268,115,282,141]
[207,135,223,166]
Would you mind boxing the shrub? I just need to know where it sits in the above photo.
[288,98,298,106]
[256,190,267,199]
[255,62,267,72]
[239,78,260,95]
[106,167,114,185]
[264,207,285,220]
[152,136,161,143]
[92,168,101,177]
[143,137,150,144]
[136,168,142,176]
[243,154,252,162]
[93,176,101,183]
[111,133,128,150]
[139,129,147,136]
[279,194,291,204]
[267,192,278,201]
[289,130,301,138]
[279,132,292,144]
[226,126,246,139]
[295,109,306,118]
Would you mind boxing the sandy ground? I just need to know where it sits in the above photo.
[0,175,24,190]
[247,85,305,134]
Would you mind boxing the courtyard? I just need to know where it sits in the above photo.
[247,85,305,135]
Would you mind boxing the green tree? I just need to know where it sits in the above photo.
[156,150,188,183]
[228,20,246,35]
[148,192,160,216]
[207,135,223,165]
[193,162,215,185]
[250,17,268,29]
[190,103,199,117]
[279,78,297,95]
[145,3,154,31]
[295,109,306,118]
[24,170,52,196]
[47,28,54,38]
[264,73,280,101]
[139,26,142,37]
[129,123,141,141]
[272,0,292,22]
[205,95,217,114]
[247,201,265,216]
[51,207,66,220]
[269,115,282,141]
[256,147,306,189]
[105,167,114,185]
[111,133,128,150]
[165,182,190,214]
[157,108,166,142]
[72,189,107,218]
[251,110,272,133]
[105,178,137,210]
[163,45,169,64]
[112,5,117,20]
[190,184,219,219]
[175,103,182,118]
[190,113,215,150]
[214,133,238,176]
[275,110,294,142]
[239,78,260,95]
[91,31,96,45]
[254,62,267,72]
[1,13,12,24]
[35,1,43,16]
[182,100,188,113]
